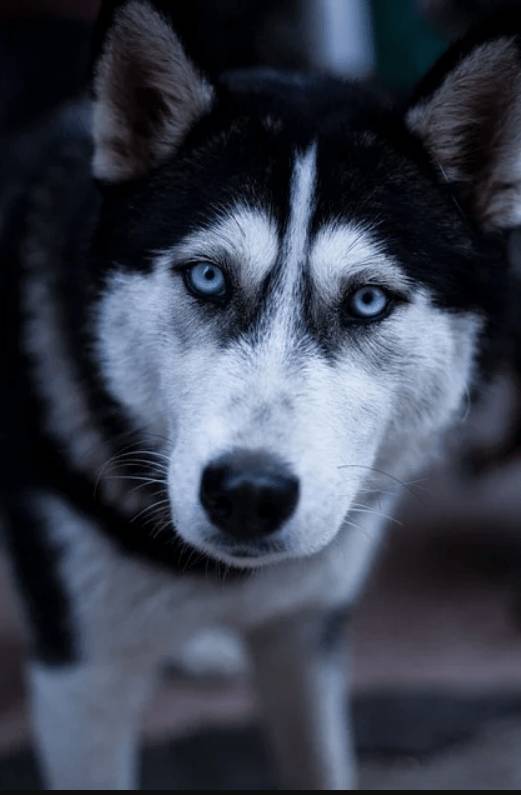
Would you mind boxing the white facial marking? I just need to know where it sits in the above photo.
[283,144,317,284]
[95,142,483,570]
[309,221,411,301]
[163,204,279,289]
[252,144,318,366]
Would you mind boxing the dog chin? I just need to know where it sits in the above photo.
[182,530,296,569]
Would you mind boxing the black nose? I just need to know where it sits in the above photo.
[200,450,299,539]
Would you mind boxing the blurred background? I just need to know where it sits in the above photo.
[3,0,521,789]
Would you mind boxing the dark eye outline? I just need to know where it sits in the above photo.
[180,261,231,305]
[342,284,401,324]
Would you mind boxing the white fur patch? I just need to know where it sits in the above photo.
[309,220,411,301]
[162,204,280,288]
[29,659,153,789]
[94,140,483,570]
[37,492,382,661]
[283,144,317,284]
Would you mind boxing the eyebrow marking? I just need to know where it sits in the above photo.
[157,204,279,286]
[309,221,411,302]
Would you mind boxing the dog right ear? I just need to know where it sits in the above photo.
[93,0,214,183]
[406,26,521,231]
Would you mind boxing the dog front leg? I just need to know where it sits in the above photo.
[28,659,154,790]
[246,607,355,790]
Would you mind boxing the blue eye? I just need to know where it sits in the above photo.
[346,285,390,321]
[184,262,227,301]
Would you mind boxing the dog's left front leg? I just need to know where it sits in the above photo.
[28,659,154,790]
[246,607,354,790]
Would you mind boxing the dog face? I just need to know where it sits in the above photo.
[93,2,515,566]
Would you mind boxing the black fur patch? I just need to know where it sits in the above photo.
[1,114,246,602]
[3,495,76,665]
[87,66,511,382]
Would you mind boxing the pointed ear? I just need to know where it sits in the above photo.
[406,30,521,230]
[93,0,214,183]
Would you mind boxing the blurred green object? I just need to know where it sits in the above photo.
[370,0,447,91]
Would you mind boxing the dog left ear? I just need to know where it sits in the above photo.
[93,0,214,183]
[406,29,521,231]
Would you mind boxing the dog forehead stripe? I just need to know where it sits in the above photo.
[283,144,317,283]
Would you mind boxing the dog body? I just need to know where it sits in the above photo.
[3,2,520,789]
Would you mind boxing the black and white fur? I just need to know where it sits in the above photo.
[2,2,520,789]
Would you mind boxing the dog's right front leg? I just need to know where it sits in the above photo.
[247,607,355,790]
[28,659,154,790]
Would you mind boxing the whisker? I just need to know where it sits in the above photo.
[108,449,170,462]
[337,464,427,502]
[141,509,171,530]
[104,474,165,485]
[127,481,167,497]
[129,494,170,524]
[350,503,403,527]
[343,517,373,542]
[111,469,167,488]
[95,443,171,496]
[150,517,171,540]
[356,487,400,500]
[108,458,167,470]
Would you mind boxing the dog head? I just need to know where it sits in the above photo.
[92,1,516,566]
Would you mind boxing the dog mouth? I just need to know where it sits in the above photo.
[200,533,291,567]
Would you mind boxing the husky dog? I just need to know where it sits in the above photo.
[2,1,520,789]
